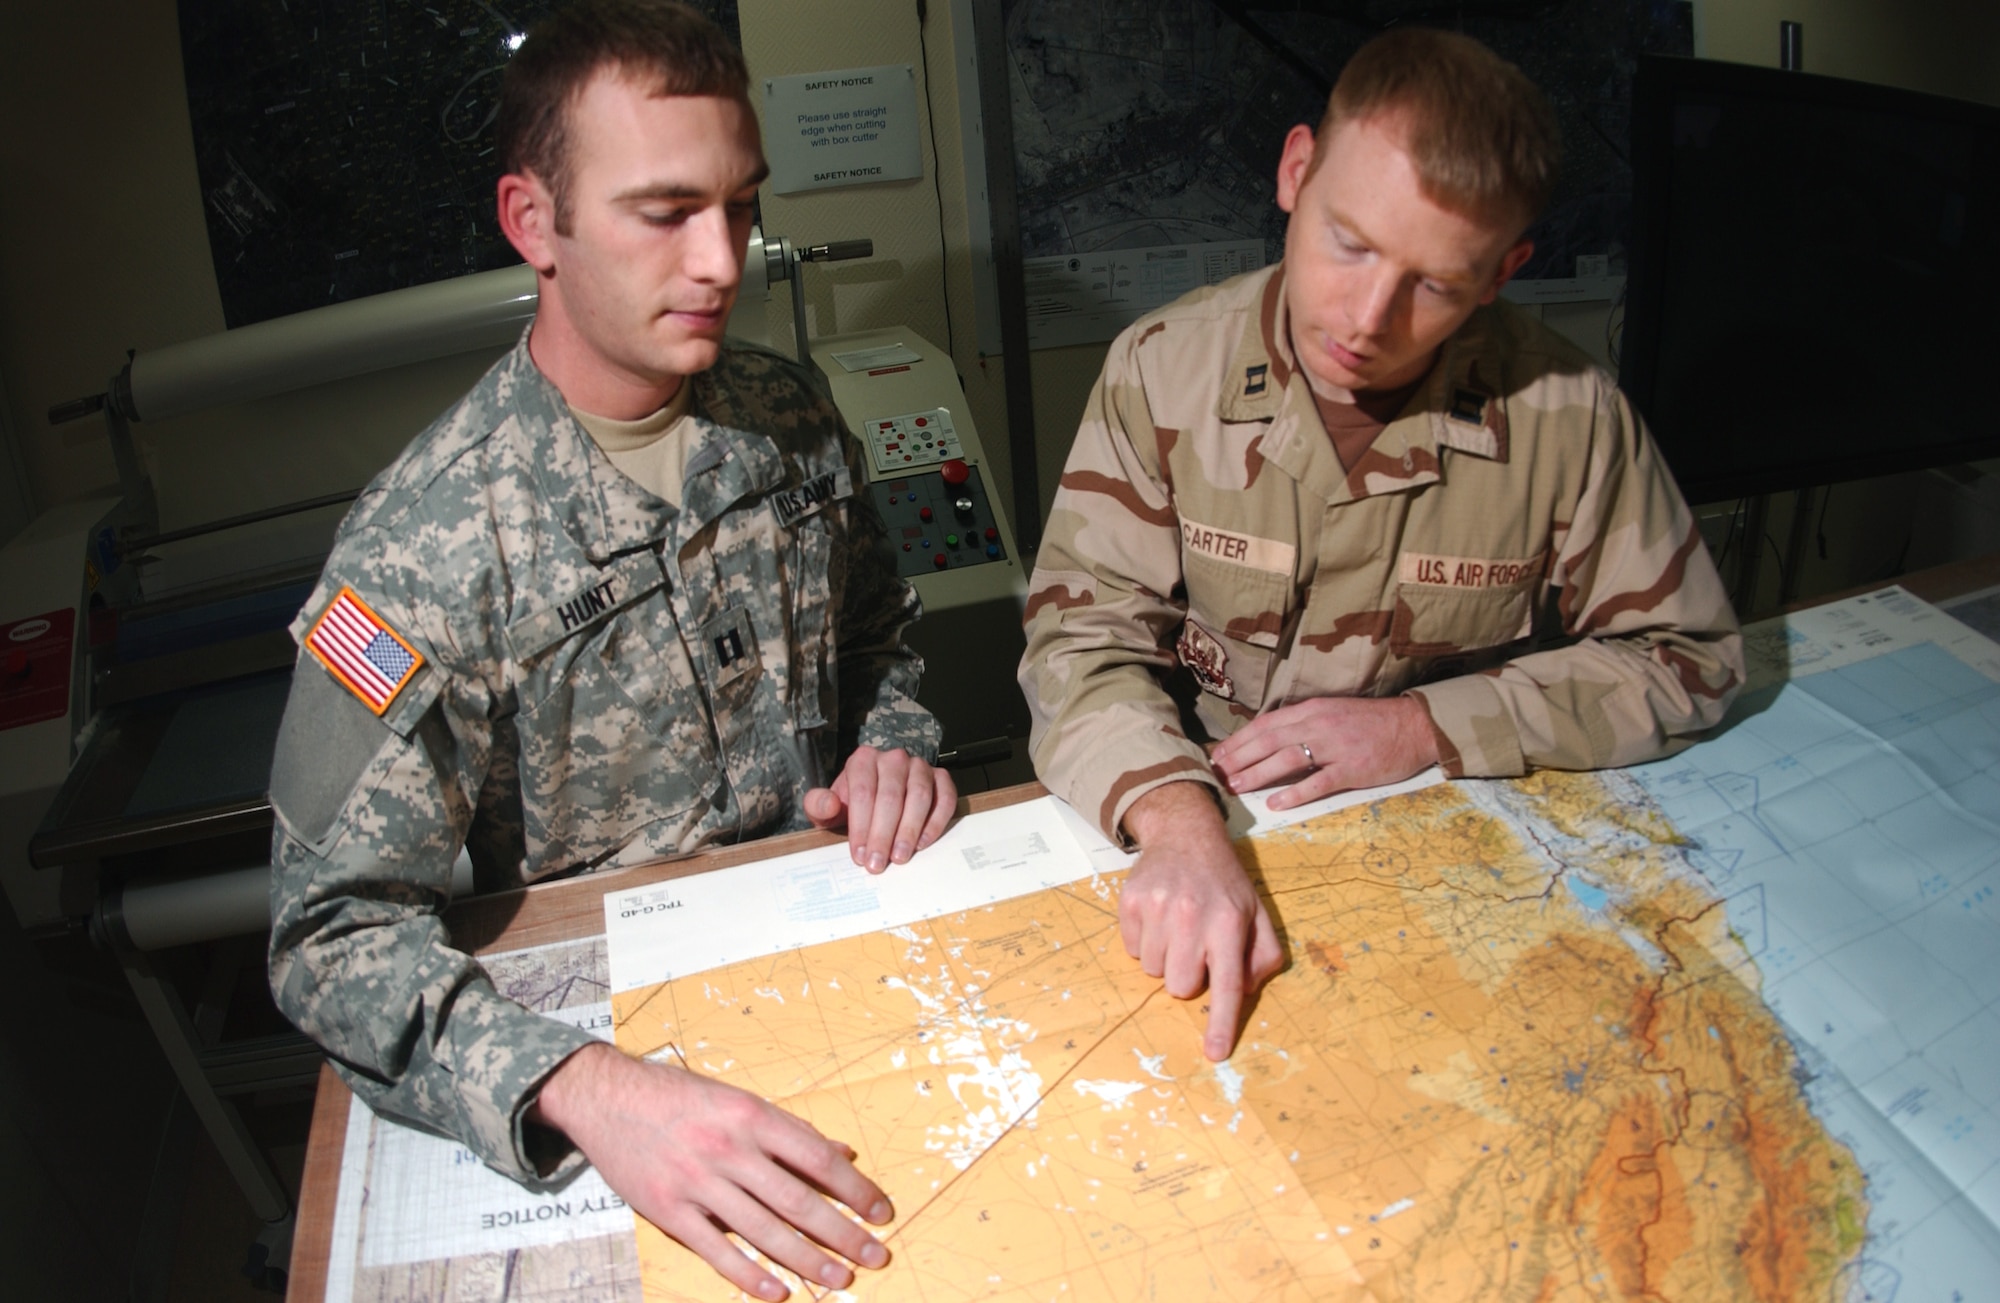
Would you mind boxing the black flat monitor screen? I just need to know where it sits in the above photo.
[1620,57,2000,503]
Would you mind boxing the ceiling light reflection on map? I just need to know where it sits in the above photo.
[504,31,526,52]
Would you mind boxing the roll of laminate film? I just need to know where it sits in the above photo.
[119,865,277,951]
[740,225,771,299]
[123,263,541,423]
[116,850,477,951]
[122,229,779,424]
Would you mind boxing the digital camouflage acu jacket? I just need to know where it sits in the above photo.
[267,334,939,1186]
[1021,263,1743,844]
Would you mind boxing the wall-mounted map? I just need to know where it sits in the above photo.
[1002,0,1692,306]
[179,0,739,328]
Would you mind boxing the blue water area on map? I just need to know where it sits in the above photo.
[1564,877,1610,911]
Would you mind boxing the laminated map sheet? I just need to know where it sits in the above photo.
[1628,586,2000,1298]
[322,584,2000,1301]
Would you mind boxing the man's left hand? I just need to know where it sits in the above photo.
[1210,696,1441,810]
[804,747,956,873]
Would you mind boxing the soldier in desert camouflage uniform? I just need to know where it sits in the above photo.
[267,4,944,1298]
[1021,30,1743,1064]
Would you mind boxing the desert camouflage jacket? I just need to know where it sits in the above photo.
[267,334,938,1186]
[1021,263,1743,843]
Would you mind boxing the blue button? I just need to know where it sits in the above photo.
[986,544,999,558]
[920,539,930,549]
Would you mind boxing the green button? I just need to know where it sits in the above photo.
[946,533,959,547]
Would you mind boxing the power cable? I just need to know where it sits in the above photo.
[1605,277,1627,371]
[1764,529,1790,601]
[916,0,958,360]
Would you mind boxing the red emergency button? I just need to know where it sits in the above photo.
[919,506,933,522]
[940,458,970,487]
[914,416,928,427]
[933,553,948,569]
[984,527,998,541]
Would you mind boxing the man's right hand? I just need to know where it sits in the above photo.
[530,1042,892,1300]
[1119,781,1285,1060]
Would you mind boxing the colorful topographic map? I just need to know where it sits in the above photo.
[611,769,1867,1301]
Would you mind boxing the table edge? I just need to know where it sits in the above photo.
[292,1063,352,1301]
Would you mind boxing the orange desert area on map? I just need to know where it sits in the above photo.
[610,770,1867,1301]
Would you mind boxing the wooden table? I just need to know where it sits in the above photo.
[287,782,1048,1300]
[288,553,2000,1298]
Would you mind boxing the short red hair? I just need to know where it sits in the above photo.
[1317,28,1560,233]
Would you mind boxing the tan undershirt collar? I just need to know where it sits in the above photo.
[570,381,692,451]
[571,382,698,508]
[1303,362,1432,474]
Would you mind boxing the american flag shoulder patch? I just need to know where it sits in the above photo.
[305,586,425,716]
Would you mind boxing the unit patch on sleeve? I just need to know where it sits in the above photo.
[306,587,425,715]
[772,466,853,528]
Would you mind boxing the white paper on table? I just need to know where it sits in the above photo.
[1048,767,1448,878]
[1227,766,1446,836]
[322,1002,625,1299]
[604,796,1095,994]
[1744,585,2000,689]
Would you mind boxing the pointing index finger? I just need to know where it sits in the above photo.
[1202,931,1246,1061]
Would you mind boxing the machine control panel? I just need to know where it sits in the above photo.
[813,327,1029,750]
[869,461,1008,578]
[861,407,965,478]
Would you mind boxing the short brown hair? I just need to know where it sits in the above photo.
[1317,28,1559,231]
[496,0,751,233]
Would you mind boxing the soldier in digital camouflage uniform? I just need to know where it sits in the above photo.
[267,4,941,1298]
[1020,29,1743,1065]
